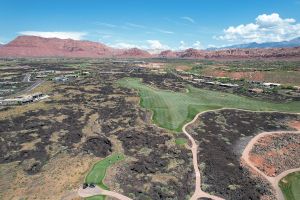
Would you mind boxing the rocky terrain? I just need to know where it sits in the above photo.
[158,50,179,58]
[0,36,151,58]
[185,109,300,199]
[249,133,300,177]
[1,59,300,200]
[0,61,193,200]
[0,35,299,60]
[119,48,151,58]
[207,37,300,50]
[159,47,300,60]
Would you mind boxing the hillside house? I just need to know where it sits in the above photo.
[53,76,69,82]
[249,88,264,94]
[0,93,48,106]
[219,83,239,88]
[262,82,281,87]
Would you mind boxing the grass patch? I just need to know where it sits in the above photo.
[279,171,300,200]
[85,153,125,200]
[118,78,300,132]
[86,195,105,200]
[175,138,188,145]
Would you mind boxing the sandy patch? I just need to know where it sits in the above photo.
[20,138,42,151]
[0,153,98,200]
[175,65,192,71]
[140,62,165,69]
[289,120,300,130]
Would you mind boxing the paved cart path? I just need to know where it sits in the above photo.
[183,112,225,200]
[77,109,299,200]
[183,109,300,200]
[241,131,300,200]
[78,185,132,200]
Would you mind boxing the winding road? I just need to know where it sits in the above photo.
[183,109,300,200]
[78,185,132,200]
[78,109,299,200]
[241,131,300,200]
[183,112,225,200]
[77,110,225,200]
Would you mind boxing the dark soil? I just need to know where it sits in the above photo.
[0,60,195,200]
[187,109,300,200]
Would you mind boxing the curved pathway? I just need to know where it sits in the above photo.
[183,112,224,200]
[78,185,132,200]
[78,108,299,200]
[241,131,300,200]
[183,109,300,200]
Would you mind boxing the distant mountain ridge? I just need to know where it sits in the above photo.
[0,36,151,58]
[158,47,300,59]
[208,37,300,50]
[0,35,300,59]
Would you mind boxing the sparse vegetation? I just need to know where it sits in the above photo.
[1,58,299,200]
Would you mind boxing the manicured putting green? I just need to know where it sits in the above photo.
[85,153,125,200]
[118,78,300,132]
[279,171,300,200]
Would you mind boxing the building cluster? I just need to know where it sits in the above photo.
[178,73,241,89]
[0,93,48,106]
[34,70,90,83]
[176,72,300,95]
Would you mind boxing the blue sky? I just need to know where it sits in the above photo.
[1,0,300,50]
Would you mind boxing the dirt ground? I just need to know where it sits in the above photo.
[0,61,195,200]
[1,60,299,200]
[202,69,300,86]
[249,133,300,177]
[175,65,192,71]
[0,153,98,200]
[289,120,300,130]
[186,109,300,199]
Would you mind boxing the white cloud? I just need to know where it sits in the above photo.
[256,13,295,27]
[95,22,117,28]
[192,41,203,49]
[102,35,112,39]
[218,13,300,43]
[207,44,217,48]
[125,23,146,29]
[110,42,141,49]
[19,31,87,40]
[179,41,188,50]
[110,40,169,54]
[156,29,174,34]
[146,40,169,50]
[181,16,195,24]
[178,40,203,50]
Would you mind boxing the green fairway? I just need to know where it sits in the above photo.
[279,172,300,200]
[85,153,125,200]
[118,78,300,131]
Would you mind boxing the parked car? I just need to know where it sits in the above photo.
[82,183,88,189]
